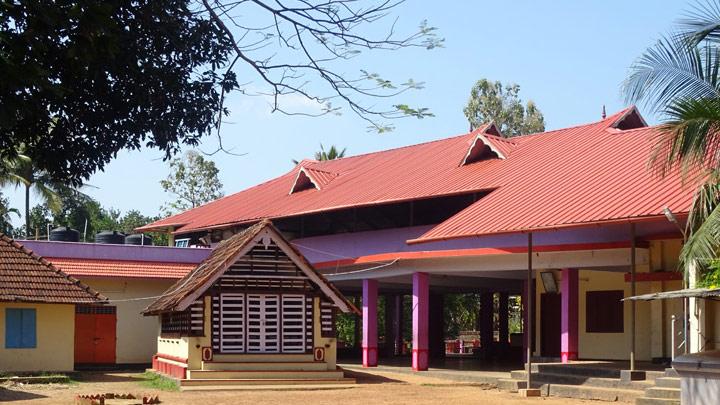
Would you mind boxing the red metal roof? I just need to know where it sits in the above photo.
[47,258,196,280]
[140,107,698,242]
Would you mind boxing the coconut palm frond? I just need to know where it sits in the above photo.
[681,171,720,267]
[679,0,720,45]
[682,204,720,267]
[652,97,720,174]
[624,35,720,115]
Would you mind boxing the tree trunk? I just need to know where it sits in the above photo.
[24,184,30,238]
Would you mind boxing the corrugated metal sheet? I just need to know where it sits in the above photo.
[415,111,698,242]
[140,108,698,241]
[47,258,196,280]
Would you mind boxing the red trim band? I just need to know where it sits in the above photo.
[314,241,649,269]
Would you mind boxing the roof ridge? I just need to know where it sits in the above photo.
[510,107,633,140]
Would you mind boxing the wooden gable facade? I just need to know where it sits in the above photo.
[147,220,356,357]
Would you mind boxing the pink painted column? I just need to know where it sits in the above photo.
[362,279,378,367]
[522,280,529,363]
[412,272,429,371]
[561,268,579,363]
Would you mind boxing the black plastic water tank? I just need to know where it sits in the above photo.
[95,230,125,244]
[125,233,153,246]
[49,226,80,242]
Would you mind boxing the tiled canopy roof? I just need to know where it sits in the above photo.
[143,220,357,315]
[0,235,105,304]
[139,107,698,242]
[47,258,196,280]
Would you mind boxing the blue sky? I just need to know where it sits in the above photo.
[3,0,693,225]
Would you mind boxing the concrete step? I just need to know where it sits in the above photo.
[181,383,357,391]
[527,364,664,381]
[636,397,680,405]
[180,378,356,388]
[202,361,329,371]
[664,368,679,377]
[644,387,681,400]
[510,370,652,390]
[186,369,346,380]
[209,354,314,363]
[654,377,681,389]
[547,384,644,402]
[496,378,524,392]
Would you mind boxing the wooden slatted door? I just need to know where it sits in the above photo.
[246,294,280,353]
[220,294,245,353]
[281,295,306,352]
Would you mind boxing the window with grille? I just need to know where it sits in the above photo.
[161,300,204,336]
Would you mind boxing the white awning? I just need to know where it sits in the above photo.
[623,288,720,301]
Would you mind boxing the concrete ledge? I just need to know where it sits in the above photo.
[518,388,542,397]
[620,370,646,381]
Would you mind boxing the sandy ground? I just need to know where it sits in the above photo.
[0,369,605,405]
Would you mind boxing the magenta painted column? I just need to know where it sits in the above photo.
[560,268,579,363]
[362,279,378,367]
[522,280,529,363]
[412,272,429,371]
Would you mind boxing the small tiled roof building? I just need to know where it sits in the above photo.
[0,234,105,372]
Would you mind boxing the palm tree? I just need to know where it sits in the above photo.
[624,0,720,270]
[0,151,63,237]
[292,144,347,165]
[0,193,20,235]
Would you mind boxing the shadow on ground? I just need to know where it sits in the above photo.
[0,387,47,401]
[73,371,145,383]
[343,369,405,384]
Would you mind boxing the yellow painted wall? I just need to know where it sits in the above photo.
[81,277,175,364]
[0,303,75,372]
[533,240,684,361]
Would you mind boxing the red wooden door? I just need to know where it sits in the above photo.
[75,306,117,365]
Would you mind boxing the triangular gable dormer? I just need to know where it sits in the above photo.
[143,220,358,316]
[290,167,320,194]
[460,122,510,166]
[610,106,648,131]
[290,166,339,194]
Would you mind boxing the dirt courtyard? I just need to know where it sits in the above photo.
[0,368,604,405]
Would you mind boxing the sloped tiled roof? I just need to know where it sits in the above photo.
[139,107,698,241]
[143,220,357,315]
[47,258,196,280]
[0,235,106,304]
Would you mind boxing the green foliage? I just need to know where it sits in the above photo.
[21,190,166,244]
[701,259,720,287]
[293,144,347,165]
[138,371,179,391]
[160,150,224,215]
[0,0,238,186]
[2,1,441,185]
[0,191,19,235]
[463,79,546,137]
[624,0,720,270]
[0,149,65,236]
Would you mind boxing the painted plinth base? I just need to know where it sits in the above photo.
[561,352,578,363]
[519,388,542,397]
[620,370,646,381]
[363,347,378,367]
[412,348,428,371]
